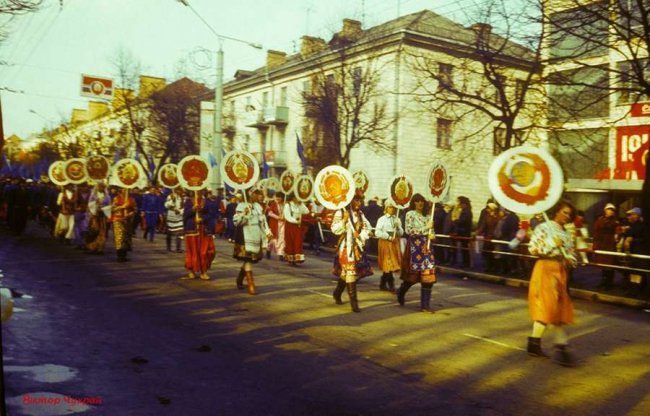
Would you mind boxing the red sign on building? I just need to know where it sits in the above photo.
[81,74,113,99]
[630,103,650,117]
[614,125,650,179]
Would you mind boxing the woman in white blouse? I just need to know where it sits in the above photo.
[331,192,373,312]
[374,201,403,293]
[398,193,437,313]
[282,193,309,265]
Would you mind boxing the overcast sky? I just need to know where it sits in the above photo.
[1,0,509,140]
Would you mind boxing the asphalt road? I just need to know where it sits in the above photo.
[2,223,650,416]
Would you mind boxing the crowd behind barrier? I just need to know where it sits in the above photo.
[1,175,648,300]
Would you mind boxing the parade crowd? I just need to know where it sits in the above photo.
[1,174,648,367]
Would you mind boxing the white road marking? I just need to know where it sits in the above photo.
[463,333,526,352]
[448,292,490,299]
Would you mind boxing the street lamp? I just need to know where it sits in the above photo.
[177,0,263,189]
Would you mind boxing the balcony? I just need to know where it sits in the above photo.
[252,150,287,167]
[262,106,289,126]
[242,111,267,129]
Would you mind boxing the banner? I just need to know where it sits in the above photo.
[81,74,113,99]
[615,125,649,180]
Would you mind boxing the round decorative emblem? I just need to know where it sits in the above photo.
[48,161,68,186]
[427,160,450,202]
[220,150,259,190]
[387,174,414,209]
[178,155,212,191]
[314,165,355,210]
[85,155,110,180]
[158,163,179,189]
[352,170,369,194]
[295,175,314,202]
[64,158,87,184]
[112,158,144,189]
[280,170,297,194]
[487,146,564,215]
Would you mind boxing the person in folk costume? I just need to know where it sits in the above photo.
[111,188,136,262]
[397,193,437,313]
[233,189,272,295]
[526,200,578,366]
[85,182,112,254]
[331,192,373,313]
[54,184,76,244]
[283,192,309,266]
[141,185,162,242]
[265,191,286,260]
[71,183,91,248]
[204,189,222,236]
[164,187,185,253]
[374,200,403,293]
[182,191,216,280]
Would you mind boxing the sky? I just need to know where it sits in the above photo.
[0,0,500,141]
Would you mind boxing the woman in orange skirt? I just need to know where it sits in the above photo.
[374,201,403,292]
[526,200,577,366]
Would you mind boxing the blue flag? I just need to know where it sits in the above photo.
[147,154,156,181]
[296,133,307,174]
[261,151,269,179]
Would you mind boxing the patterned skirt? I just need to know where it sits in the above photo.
[400,235,436,284]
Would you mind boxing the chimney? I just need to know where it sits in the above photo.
[470,23,492,44]
[71,108,88,125]
[87,101,109,120]
[112,88,134,110]
[138,75,166,98]
[266,50,287,69]
[300,35,327,57]
[341,19,362,38]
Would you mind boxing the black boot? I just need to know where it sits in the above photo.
[397,282,412,306]
[387,273,396,293]
[420,285,434,313]
[333,279,346,305]
[236,268,245,290]
[553,344,575,367]
[527,337,548,357]
[266,250,271,259]
[166,234,172,251]
[379,273,388,291]
[347,282,361,313]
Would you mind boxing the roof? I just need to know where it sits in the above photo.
[226,9,535,87]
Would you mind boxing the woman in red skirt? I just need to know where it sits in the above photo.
[283,193,309,265]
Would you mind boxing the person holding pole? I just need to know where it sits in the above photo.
[397,193,437,313]
[182,190,215,280]
[112,188,136,263]
[233,189,272,294]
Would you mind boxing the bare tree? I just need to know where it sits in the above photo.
[406,0,548,162]
[0,0,41,14]
[147,77,208,180]
[302,46,395,170]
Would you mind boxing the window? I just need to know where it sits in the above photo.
[262,92,269,108]
[552,128,608,179]
[303,80,311,94]
[548,65,609,121]
[493,127,523,156]
[436,118,452,149]
[280,86,288,106]
[353,66,362,97]
[548,2,608,60]
[515,79,526,102]
[618,59,650,104]
[617,0,646,38]
[438,63,453,90]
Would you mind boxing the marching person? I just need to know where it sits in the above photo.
[526,200,578,367]
[233,189,272,295]
[374,200,403,293]
[164,187,185,253]
[54,184,75,244]
[331,192,373,313]
[265,191,286,260]
[85,182,112,255]
[182,191,215,280]
[397,193,437,313]
[111,188,136,263]
[283,193,309,266]
[141,186,162,242]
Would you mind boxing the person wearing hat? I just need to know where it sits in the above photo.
[374,200,403,292]
[331,191,373,312]
[622,207,646,295]
[592,203,620,289]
